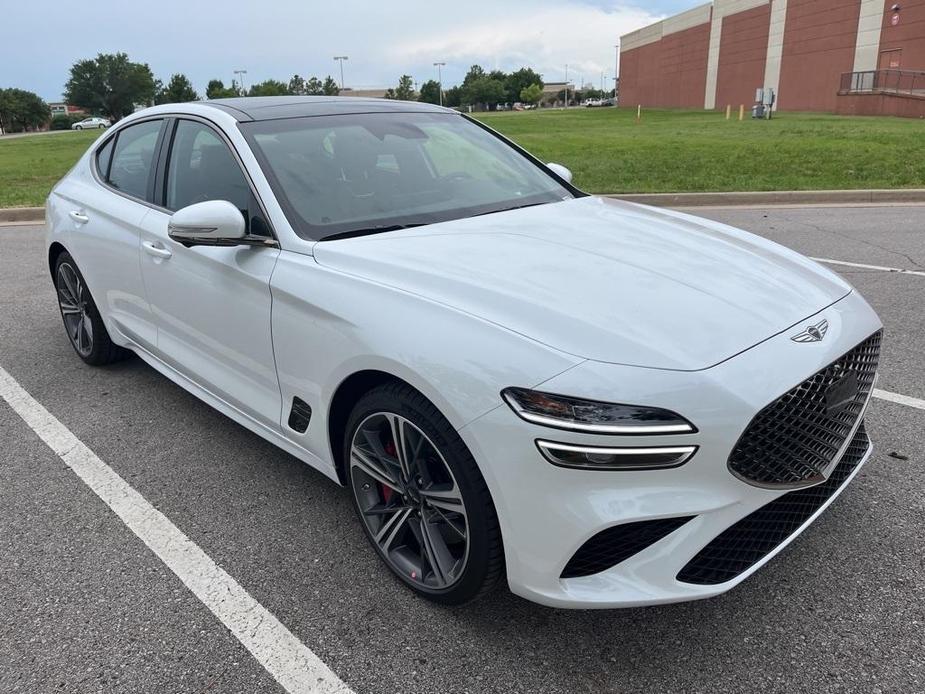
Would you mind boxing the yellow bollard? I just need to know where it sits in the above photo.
[726,105,731,120]
[739,104,745,121]
[636,104,641,124]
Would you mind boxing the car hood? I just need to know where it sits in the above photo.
[312,196,851,371]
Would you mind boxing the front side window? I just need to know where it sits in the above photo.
[107,119,163,200]
[165,120,251,215]
[241,112,575,240]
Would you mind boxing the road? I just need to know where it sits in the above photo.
[1,205,923,694]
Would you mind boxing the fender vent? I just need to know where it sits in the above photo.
[288,397,313,433]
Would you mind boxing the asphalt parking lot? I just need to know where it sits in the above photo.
[1,204,923,694]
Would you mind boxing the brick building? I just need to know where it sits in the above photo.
[619,0,925,117]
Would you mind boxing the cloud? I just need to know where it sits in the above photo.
[390,3,661,85]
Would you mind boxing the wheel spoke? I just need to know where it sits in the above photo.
[351,446,402,493]
[428,505,467,540]
[375,507,413,553]
[386,414,412,481]
[58,268,79,307]
[419,515,456,586]
[420,484,464,513]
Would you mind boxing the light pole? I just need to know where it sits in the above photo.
[233,69,247,96]
[614,44,620,98]
[433,61,446,106]
[333,56,348,90]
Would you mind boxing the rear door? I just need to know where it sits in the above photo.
[49,118,166,350]
[137,117,282,429]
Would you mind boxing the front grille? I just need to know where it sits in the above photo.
[728,331,881,487]
[677,423,870,585]
[561,516,694,579]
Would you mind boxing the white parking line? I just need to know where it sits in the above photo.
[874,388,925,411]
[0,364,353,694]
[811,257,925,277]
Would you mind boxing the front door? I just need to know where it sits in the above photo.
[138,118,281,429]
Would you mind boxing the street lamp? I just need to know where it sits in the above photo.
[433,61,446,106]
[333,56,349,90]
[564,64,569,108]
[233,69,247,96]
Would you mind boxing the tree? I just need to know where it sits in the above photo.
[519,83,543,106]
[461,65,486,88]
[443,86,462,108]
[383,88,396,99]
[64,53,156,121]
[155,73,198,104]
[0,88,50,133]
[393,75,415,101]
[206,79,240,99]
[288,75,307,95]
[464,76,506,110]
[505,68,544,105]
[248,79,291,97]
[322,76,340,96]
[418,79,441,105]
[306,77,324,95]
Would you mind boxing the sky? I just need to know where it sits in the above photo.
[0,0,698,101]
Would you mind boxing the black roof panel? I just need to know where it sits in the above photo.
[203,96,452,121]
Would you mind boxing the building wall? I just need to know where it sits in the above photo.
[836,92,925,117]
[777,0,862,111]
[715,4,772,108]
[878,0,925,70]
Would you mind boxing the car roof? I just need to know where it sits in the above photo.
[201,96,454,122]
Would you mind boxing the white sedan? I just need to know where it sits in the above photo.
[71,116,110,130]
[46,97,882,608]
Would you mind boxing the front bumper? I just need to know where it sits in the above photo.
[459,291,882,608]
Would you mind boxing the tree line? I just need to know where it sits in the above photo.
[1,53,571,133]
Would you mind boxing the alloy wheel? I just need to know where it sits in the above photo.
[350,412,470,590]
[56,262,94,357]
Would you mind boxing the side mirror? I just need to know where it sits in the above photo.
[168,200,247,247]
[546,162,573,183]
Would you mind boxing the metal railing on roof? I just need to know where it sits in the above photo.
[840,69,925,96]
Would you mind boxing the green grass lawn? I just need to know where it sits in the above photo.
[1,109,924,207]
[475,108,925,194]
[0,130,101,208]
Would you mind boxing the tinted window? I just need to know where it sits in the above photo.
[166,120,251,216]
[108,120,162,200]
[96,137,114,179]
[241,112,574,241]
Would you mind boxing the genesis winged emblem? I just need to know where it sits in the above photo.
[791,319,829,343]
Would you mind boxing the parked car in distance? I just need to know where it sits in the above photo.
[72,117,110,130]
[46,97,882,609]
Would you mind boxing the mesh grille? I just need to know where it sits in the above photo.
[677,423,870,585]
[728,331,881,487]
[561,516,695,579]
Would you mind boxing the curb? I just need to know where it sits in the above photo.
[607,189,925,207]
[0,207,44,224]
[3,189,925,224]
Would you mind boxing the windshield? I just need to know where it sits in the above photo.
[240,112,575,240]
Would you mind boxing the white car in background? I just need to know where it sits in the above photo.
[45,97,882,608]
[71,116,110,130]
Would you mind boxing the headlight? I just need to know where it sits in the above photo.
[501,387,696,434]
[536,440,697,470]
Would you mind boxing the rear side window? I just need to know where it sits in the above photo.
[96,137,115,179]
[107,120,163,200]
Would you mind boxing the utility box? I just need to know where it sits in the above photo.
[753,87,776,119]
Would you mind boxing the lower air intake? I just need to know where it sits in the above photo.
[561,516,695,579]
[677,423,870,586]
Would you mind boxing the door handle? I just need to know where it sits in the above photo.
[142,241,173,259]
[69,210,89,224]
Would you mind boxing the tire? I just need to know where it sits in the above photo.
[344,382,504,605]
[74,125,82,130]
[53,251,131,366]
[98,124,104,129]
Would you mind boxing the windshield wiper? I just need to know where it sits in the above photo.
[319,223,429,242]
[472,201,550,218]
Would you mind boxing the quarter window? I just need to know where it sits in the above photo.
[165,120,251,216]
[96,137,115,179]
[107,120,163,200]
